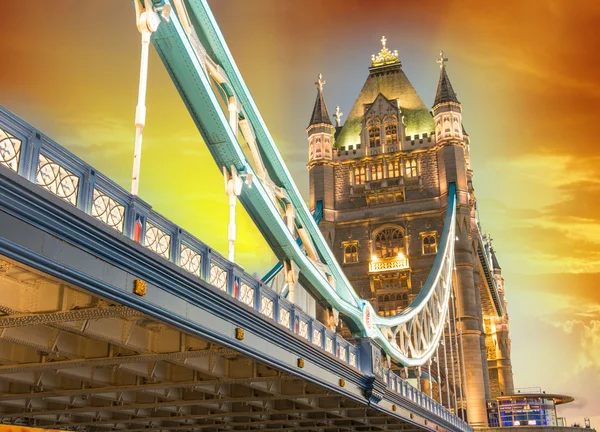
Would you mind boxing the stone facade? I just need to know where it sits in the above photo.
[306,42,514,427]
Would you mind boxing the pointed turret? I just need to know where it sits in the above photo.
[308,74,333,128]
[307,74,335,214]
[434,62,459,107]
[491,247,501,270]
[432,51,463,142]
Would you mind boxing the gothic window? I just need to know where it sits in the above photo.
[343,241,359,264]
[374,227,404,258]
[355,166,366,185]
[405,159,418,178]
[385,124,398,145]
[422,234,437,255]
[371,163,383,181]
[377,292,409,316]
[367,119,381,148]
[388,160,400,178]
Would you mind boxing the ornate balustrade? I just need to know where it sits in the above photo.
[0,105,471,432]
[369,255,410,273]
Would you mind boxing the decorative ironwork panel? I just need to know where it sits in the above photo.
[349,352,357,368]
[239,283,254,307]
[0,127,21,172]
[91,189,125,233]
[144,222,171,259]
[369,256,409,273]
[209,264,228,291]
[261,296,274,319]
[180,244,202,277]
[313,329,322,347]
[36,154,79,205]
[298,321,308,339]
[279,308,290,328]
[391,377,396,391]
[325,338,333,354]
[339,345,347,362]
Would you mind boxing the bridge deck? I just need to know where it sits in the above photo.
[0,256,419,431]
[0,106,470,431]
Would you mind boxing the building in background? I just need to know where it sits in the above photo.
[307,38,514,427]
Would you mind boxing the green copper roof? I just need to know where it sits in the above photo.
[335,63,434,149]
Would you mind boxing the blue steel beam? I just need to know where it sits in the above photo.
[144,0,458,367]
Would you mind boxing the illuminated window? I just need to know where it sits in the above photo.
[355,166,366,185]
[371,163,383,180]
[367,119,381,148]
[385,123,398,145]
[377,292,409,316]
[343,241,359,263]
[388,160,400,178]
[422,234,437,255]
[405,159,418,178]
[374,227,404,258]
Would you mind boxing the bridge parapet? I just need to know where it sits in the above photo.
[0,105,471,432]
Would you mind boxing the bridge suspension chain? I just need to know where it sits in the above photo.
[146,0,459,367]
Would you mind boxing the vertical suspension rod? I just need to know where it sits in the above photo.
[131,0,161,196]
[436,347,443,404]
[443,325,451,409]
[447,300,458,413]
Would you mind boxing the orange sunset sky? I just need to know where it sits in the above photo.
[1,0,599,425]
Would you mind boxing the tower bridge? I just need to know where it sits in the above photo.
[0,0,537,431]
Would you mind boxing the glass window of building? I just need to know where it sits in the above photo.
[367,119,381,148]
[422,234,437,255]
[385,123,398,145]
[374,227,404,258]
[343,242,359,263]
[405,159,418,178]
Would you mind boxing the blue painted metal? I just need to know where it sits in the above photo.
[142,0,458,367]
[0,105,471,432]
[262,200,323,290]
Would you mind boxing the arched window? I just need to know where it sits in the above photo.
[374,227,404,258]
[371,163,383,181]
[367,119,381,148]
[344,243,358,263]
[405,159,417,178]
[355,166,366,185]
[385,123,398,145]
[422,234,437,255]
[377,291,409,316]
[388,160,400,178]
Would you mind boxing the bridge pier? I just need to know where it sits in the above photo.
[450,208,487,428]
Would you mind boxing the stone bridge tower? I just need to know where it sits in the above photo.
[306,39,514,427]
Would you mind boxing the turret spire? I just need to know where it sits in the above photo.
[308,73,333,128]
[433,50,459,107]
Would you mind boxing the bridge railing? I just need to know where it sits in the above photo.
[0,106,470,432]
